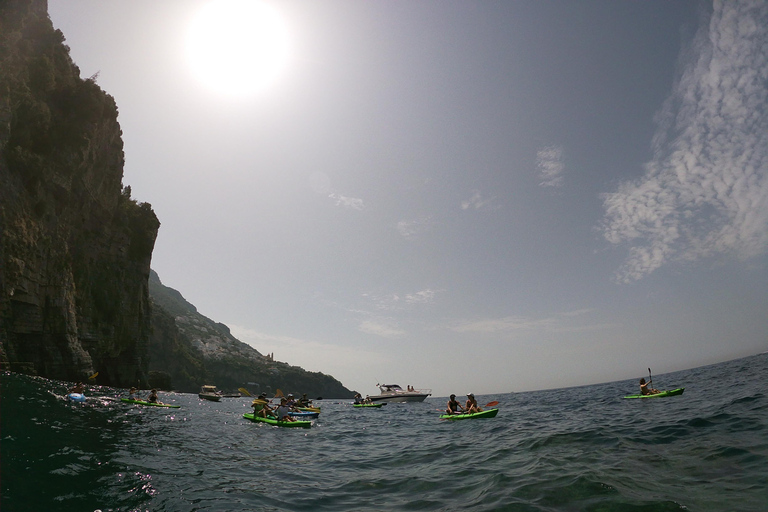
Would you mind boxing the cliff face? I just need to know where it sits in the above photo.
[149,270,355,399]
[0,0,160,386]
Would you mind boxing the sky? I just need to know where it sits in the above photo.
[47,0,768,397]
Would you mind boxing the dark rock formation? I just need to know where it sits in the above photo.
[0,0,159,386]
[0,0,355,399]
[148,270,354,398]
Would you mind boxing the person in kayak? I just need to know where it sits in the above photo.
[297,393,311,407]
[252,398,275,418]
[639,378,660,395]
[446,394,464,415]
[147,389,159,403]
[465,393,483,414]
[128,387,139,400]
[274,398,296,422]
[69,382,85,394]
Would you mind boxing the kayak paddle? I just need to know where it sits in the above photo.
[485,401,499,407]
[648,368,653,390]
[238,387,252,397]
[88,372,99,380]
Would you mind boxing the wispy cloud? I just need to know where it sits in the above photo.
[449,310,615,336]
[359,319,405,338]
[405,289,435,304]
[308,171,365,210]
[461,190,499,210]
[329,192,364,210]
[601,1,768,283]
[397,216,433,238]
[536,145,565,188]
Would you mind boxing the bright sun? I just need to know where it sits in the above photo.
[186,0,290,96]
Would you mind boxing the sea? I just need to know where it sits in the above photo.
[2,353,767,512]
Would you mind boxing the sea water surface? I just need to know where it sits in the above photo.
[2,353,767,511]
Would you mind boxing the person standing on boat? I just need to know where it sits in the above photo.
[446,394,464,415]
[465,393,482,414]
[639,378,659,395]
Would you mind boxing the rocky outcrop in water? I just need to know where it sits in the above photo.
[0,0,160,386]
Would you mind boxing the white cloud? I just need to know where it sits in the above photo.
[461,190,498,210]
[329,192,364,210]
[536,145,565,188]
[405,289,435,304]
[449,309,615,336]
[397,216,433,238]
[601,1,768,282]
[308,172,365,210]
[359,319,406,338]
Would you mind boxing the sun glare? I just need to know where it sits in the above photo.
[186,0,290,96]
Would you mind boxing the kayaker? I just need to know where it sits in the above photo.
[354,393,363,405]
[252,398,274,418]
[128,387,139,400]
[465,393,482,414]
[147,389,159,403]
[446,394,464,415]
[69,382,85,394]
[639,378,659,395]
[274,398,296,422]
[297,393,311,407]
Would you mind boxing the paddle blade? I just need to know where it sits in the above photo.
[485,401,499,407]
[238,387,252,397]
[275,389,284,398]
[88,372,99,380]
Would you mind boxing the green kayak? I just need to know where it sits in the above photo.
[623,388,685,399]
[121,398,181,408]
[243,413,311,428]
[440,408,499,420]
[353,403,384,408]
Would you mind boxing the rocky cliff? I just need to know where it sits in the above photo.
[148,270,354,398]
[0,0,160,386]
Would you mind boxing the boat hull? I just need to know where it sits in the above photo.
[623,388,685,399]
[353,403,384,408]
[440,408,499,420]
[198,393,221,402]
[368,393,430,403]
[243,413,311,428]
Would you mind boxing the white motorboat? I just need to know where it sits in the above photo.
[198,385,222,402]
[366,384,432,403]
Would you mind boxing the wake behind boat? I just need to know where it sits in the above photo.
[367,384,432,403]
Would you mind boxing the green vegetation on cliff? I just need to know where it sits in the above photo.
[148,271,354,398]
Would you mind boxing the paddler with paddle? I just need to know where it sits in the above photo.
[252,393,276,418]
[465,393,483,414]
[445,394,465,415]
[639,378,660,395]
